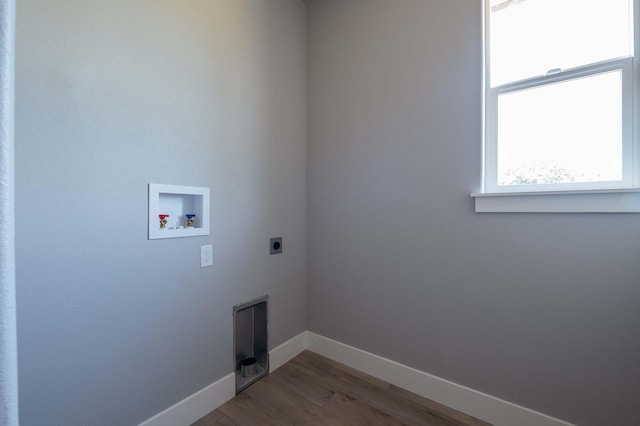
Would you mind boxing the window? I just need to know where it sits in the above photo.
[475,0,640,212]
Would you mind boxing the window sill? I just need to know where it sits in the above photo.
[471,188,640,213]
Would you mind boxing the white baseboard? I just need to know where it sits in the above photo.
[137,331,308,426]
[269,331,308,372]
[306,332,574,426]
[138,330,574,426]
[137,373,235,426]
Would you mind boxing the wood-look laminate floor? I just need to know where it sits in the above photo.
[192,350,492,426]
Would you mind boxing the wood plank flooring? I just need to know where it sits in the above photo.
[192,350,491,426]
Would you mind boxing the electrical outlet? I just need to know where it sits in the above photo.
[270,237,282,255]
[200,245,213,267]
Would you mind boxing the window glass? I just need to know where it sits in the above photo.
[496,70,623,186]
[490,0,633,87]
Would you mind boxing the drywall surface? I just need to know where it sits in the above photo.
[16,1,306,424]
[0,0,18,424]
[307,1,640,425]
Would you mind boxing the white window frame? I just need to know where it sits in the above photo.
[473,0,640,212]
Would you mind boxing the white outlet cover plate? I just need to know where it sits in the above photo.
[200,245,213,267]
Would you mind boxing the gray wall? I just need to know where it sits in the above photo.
[15,0,640,425]
[16,1,306,425]
[307,1,640,425]
[0,0,18,424]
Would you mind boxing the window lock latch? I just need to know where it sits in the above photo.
[545,68,562,76]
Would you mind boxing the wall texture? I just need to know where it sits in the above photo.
[16,1,306,424]
[307,1,640,425]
